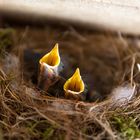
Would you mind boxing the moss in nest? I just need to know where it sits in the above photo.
[111,115,140,140]
[26,120,66,140]
[0,28,15,56]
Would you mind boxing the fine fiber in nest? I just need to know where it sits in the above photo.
[0,27,140,140]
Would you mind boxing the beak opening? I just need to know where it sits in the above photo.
[39,43,60,67]
[64,68,85,94]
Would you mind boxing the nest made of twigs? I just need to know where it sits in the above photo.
[0,26,140,140]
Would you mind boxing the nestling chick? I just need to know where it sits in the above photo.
[64,68,86,100]
[38,43,61,91]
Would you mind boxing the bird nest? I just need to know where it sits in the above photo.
[0,26,140,140]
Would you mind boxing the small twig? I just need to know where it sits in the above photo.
[130,55,136,87]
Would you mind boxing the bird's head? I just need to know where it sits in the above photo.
[38,43,61,90]
[39,43,60,74]
[64,68,85,95]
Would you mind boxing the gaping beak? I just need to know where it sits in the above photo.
[64,68,85,100]
[38,43,61,91]
[39,43,60,73]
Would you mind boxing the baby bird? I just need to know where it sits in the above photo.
[63,68,86,100]
[38,43,61,91]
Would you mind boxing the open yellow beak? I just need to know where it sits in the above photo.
[39,43,60,67]
[64,68,85,94]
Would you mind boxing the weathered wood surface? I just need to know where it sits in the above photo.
[0,0,140,35]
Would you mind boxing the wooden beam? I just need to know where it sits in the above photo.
[0,0,140,35]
